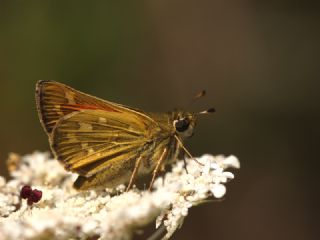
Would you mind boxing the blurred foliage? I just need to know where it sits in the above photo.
[0,1,319,240]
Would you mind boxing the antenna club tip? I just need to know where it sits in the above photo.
[207,108,216,113]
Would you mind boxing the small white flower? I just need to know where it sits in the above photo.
[0,152,240,240]
[210,183,227,198]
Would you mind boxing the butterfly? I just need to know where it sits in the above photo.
[36,80,214,191]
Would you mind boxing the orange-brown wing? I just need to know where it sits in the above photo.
[36,80,163,178]
[35,80,156,137]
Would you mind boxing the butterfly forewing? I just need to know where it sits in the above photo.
[36,80,156,137]
[36,81,122,136]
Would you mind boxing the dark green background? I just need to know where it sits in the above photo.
[0,1,319,239]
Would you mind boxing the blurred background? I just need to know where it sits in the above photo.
[0,1,319,239]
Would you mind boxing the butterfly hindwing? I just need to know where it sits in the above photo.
[51,109,155,177]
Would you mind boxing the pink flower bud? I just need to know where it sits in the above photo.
[29,189,42,203]
[20,185,32,199]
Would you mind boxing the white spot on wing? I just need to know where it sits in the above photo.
[65,91,76,104]
[88,148,95,154]
[98,117,107,123]
[79,123,93,131]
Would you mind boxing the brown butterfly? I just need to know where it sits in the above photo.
[36,81,214,191]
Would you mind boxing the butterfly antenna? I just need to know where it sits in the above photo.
[187,90,206,108]
[193,90,206,100]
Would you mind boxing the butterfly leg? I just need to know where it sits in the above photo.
[183,153,189,174]
[148,148,168,191]
[126,155,143,191]
[174,135,204,166]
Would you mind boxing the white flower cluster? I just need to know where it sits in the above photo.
[0,152,240,240]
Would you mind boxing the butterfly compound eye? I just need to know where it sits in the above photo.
[174,119,190,132]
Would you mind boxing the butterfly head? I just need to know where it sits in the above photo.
[173,112,196,138]
[173,107,215,139]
